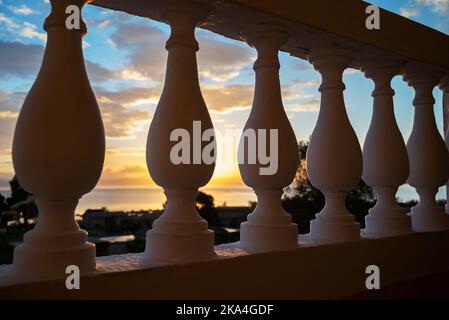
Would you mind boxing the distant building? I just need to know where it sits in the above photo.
[79,206,252,255]
[80,209,163,235]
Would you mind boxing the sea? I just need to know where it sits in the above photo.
[0,185,446,215]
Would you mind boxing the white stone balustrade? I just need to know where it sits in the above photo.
[361,60,412,237]
[306,45,362,243]
[403,63,449,232]
[439,75,449,214]
[9,0,105,281]
[144,2,217,264]
[238,23,299,253]
[2,0,449,294]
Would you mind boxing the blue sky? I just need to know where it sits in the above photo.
[0,0,448,189]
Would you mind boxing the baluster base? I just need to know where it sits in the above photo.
[12,228,96,281]
[240,222,298,254]
[143,228,216,265]
[411,206,449,232]
[310,212,360,243]
[364,207,412,237]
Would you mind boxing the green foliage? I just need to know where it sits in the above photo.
[196,191,221,226]
[161,191,221,226]
[6,176,31,206]
[282,140,376,233]
[1,176,38,229]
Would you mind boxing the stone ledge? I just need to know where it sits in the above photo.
[1,230,449,299]
[92,0,449,70]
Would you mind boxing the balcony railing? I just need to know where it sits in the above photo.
[1,0,449,299]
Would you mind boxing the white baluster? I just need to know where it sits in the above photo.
[403,63,449,231]
[361,60,412,237]
[10,0,104,280]
[307,45,362,243]
[238,23,299,253]
[439,75,449,214]
[144,2,216,264]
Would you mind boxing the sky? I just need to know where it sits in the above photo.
[0,0,448,193]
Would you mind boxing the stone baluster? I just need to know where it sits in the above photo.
[238,23,299,253]
[361,60,412,237]
[144,2,216,264]
[10,0,105,280]
[439,75,449,214]
[403,63,449,231]
[306,45,362,243]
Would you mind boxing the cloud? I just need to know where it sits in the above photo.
[109,20,255,84]
[93,87,157,139]
[0,91,26,113]
[110,21,167,83]
[98,165,152,186]
[0,12,46,43]
[197,34,255,82]
[399,7,421,18]
[0,117,15,151]
[10,5,34,15]
[292,59,313,71]
[201,79,320,113]
[417,0,449,13]
[0,40,117,82]
[0,92,24,167]
[0,111,19,119]
[100,102,151,139]
[0,12,18,29]
[106,146,146,157]
[282,80,321,112]
[97,19,112,29]
[285,99,320,112]
[85,61,116,83]
[19,22,46,42]
[94,87,161,106]
[0,12,45,43]
[399,0,449,19]
[202,84,253,112]
[0,41,43,77]
[0,85,154,156]
[97,80,317,131]
[106,38,116,48]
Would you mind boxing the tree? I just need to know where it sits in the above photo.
[161,191,221,226]
[0,193,10,228]
[6,176,31,206]
[196,191,221,227]
[6,176,38,229]
[282,140,375,233]
[0,193,8,211]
